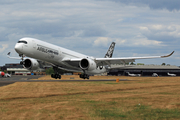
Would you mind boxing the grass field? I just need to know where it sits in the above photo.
[0,76,180,119]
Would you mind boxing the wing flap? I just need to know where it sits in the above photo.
[62,58,81,62]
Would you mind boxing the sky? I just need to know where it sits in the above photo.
[0,0,180,66]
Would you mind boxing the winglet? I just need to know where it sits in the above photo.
[7,52,11,56]
[161,51,174,58]
[7,52,11,58]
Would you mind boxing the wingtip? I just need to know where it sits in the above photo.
[161,51,175,58]
[7,52,11,55]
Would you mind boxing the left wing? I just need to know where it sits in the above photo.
[7,52,22,59]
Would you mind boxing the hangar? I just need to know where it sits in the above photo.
[0,63,45,75]
[108,65,180,76]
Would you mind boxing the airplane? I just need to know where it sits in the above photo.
[4,73,11,77]
[126,72,141,76]
[0,71,5,77]
[167,72,176,76]
[152,73,158,77]
[7,37,174,79]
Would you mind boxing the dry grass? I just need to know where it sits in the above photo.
[0,76,180,119]
[32,75,125,80]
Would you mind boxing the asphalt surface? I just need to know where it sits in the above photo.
[0,75,128,87]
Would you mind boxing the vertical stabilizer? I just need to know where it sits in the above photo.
[104,42,115,58]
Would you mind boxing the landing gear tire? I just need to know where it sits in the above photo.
[20,61,24,65]
[79,74,89,79]
[51,74,61,79]
[51,74,54,78]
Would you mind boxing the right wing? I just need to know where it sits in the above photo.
[95,51,174,66]
[62,51,174,68]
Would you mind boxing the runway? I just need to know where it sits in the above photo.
[0,75,129,87]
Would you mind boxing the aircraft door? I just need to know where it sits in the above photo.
[21,44,23,51]
[58,48,61,57]
[32,40,36,49]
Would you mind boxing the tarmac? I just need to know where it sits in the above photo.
[0,75,129,87]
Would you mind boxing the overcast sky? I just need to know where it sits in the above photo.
[0,0,180,66]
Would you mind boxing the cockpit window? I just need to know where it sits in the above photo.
[18,41,27,44]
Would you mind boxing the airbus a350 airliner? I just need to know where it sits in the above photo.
[8,37,174,79]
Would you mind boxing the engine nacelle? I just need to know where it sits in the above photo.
[79,58,97,71]
[23,58,39,70]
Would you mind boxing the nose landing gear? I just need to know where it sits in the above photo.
[19,54,25,65]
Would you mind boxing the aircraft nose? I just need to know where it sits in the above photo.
[15,43,23,53]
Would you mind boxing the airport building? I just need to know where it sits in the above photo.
[0,63,45,75]
[1,63,180,76]
[108,65,180,76]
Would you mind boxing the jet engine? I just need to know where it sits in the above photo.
[23,58,39,70]
[79,58,97,71]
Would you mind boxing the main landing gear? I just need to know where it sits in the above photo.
[79,74,89,79]
[51,74,61,79]
[79,70,89,79]
[51,66,61,79]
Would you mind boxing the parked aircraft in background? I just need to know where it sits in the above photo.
[4,73,11,77]
[127,72,141,76]
[0,71,5,77]
[167,72,176,76]
[152,73,158,77]
[8,37,174,79]
[0,71,11,77]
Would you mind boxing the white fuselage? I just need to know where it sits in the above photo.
[14,38,107,74]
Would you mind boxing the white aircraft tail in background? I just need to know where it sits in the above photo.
[167,72,176,76]
[127,72,141,76]
[7,37,174,79]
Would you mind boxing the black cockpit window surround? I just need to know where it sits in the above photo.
[18,41,28,44]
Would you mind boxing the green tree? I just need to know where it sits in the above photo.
[3,70,7,73]
[130,62,136,65]
[45,67,69,75]
[137,63,144,65]
[162,63,166,66]
[45,67,54,75]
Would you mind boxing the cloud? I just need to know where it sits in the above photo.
[115,37,162,47]
[109,0,180,11]
[139,24,180,41]
[0,44,8,53]
[93,37,112,47]
[0,0,179,65]
[80,26,107,37]
[93,36,162,48]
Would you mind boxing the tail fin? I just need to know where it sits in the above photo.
[104,42,115,58]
